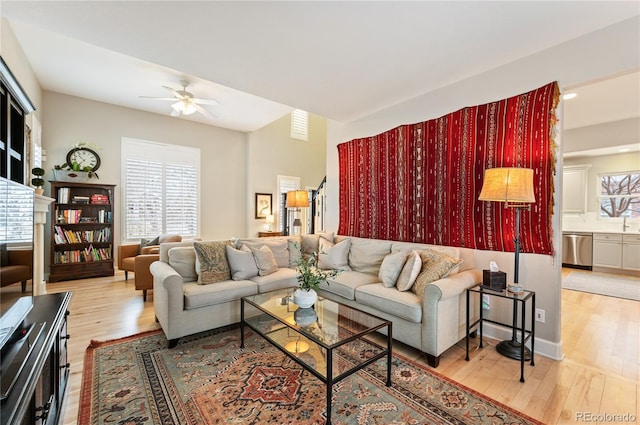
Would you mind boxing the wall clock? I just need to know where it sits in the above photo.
[66,147,101,171]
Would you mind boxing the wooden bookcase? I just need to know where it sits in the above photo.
[49,181,115,282]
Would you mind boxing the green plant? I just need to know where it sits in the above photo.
[54,162,99,179]
[294,247,341,291]
[31,167,46,188]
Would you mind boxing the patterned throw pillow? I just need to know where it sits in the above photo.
[139,235,159,254]
[251,245,278,276]
[396,250,422,291]
[411,249,463,300]
[193,241,232,284]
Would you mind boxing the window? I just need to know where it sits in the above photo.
[122,138,200,241]
[598,171,640,218]
[290,109,308,141]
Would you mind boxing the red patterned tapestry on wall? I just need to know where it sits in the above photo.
[338,82,560,255]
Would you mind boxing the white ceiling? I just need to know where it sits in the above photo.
[1,1,639,133]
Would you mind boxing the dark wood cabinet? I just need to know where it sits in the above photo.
[1,292,72,425]
[49,181,115,282]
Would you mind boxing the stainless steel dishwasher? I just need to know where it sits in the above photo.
[562,232,593,269]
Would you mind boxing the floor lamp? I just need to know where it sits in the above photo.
[478,167,535,361]
[286,190,309,235]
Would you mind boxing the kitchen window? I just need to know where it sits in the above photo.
[598,171,640,218]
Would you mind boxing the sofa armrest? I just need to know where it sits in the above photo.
[150,261,187,337]
[8,250,33,268]
[423,269,482,301]
[118,244,140,268]
[420,269,482,358]
[134,254,159,291]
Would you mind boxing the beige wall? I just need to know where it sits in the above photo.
[325,16,639,359]
[0,19,42,116]
[247,113,327,236]
[42,91,248,246]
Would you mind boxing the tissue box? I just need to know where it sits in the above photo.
[483,270,506,290]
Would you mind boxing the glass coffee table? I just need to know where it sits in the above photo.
[241,288,392,424]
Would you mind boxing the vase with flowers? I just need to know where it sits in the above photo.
[293,248,341,308]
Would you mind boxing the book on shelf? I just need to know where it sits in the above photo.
[91,194,109,204]
[57,209,82,224]
[72,195,90,204]
[53,226,111,244]
[57,187,70,204]
[54,244,112,264]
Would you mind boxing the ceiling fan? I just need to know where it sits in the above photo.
[140,80,218,119]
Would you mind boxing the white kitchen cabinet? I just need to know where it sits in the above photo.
[563,165,589,214]
[592,233,622,268]
[622,234,640,271]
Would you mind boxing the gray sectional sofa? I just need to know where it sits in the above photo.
[150,234,482,367]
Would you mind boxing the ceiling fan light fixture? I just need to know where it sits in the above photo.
[171,99,197,115]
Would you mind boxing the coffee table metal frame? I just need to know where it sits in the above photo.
[241,288,392,424]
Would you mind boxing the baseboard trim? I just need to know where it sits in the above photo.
[481,322,564,361]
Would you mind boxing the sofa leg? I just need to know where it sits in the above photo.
[168,338,179,348]
[142,290,147,302]
[21,280,27,292]
[425,354,440,368]
[124,271,129,280]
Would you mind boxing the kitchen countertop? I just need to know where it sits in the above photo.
[562,229,640,235]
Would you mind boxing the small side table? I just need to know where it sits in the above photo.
[258,231,282,237]
[466,285,535,382]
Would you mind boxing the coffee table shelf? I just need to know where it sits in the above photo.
[241,288,392,424]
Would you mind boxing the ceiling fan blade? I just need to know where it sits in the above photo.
[139,96,177,101]
[194,103,217,120]
[192,98,219,106]
[162,85,184,99]
[170,109,181,117]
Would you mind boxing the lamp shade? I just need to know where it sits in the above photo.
[286,190,309,208]
[265,214,274,224]
[478,168,535,205]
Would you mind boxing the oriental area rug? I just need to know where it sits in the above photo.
[80,326,543,425]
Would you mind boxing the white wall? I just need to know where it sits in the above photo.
[247,113,327,236]
[325,16,639,359]
[42,91,248,246]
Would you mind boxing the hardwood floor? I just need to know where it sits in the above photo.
[1,268,637,424]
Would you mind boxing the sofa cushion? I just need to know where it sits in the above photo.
[194,240,233,284]
[250,268,298,293]
[251,245,278,276]
[168,247,197,282]
[396,250,421,291]
[379,250,408,287]
[226,245,259,280]
[348,237,392,275]
[356,284,422,323]
[183,280,257,310]
[318,238,351,271]
[237,238,289,268]
[391,242,461,274]
[319,271,379,300]
[411,249,463,300]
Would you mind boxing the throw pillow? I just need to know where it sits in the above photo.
[193,240,232,284]
[226,245,259,280]
[396,250,422,291]
[251,245,278,276]
[379,250,408,288]
[139,235,159,254]
[411,249,463,300]
[300,232,335,259]
[317,238,351,271]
